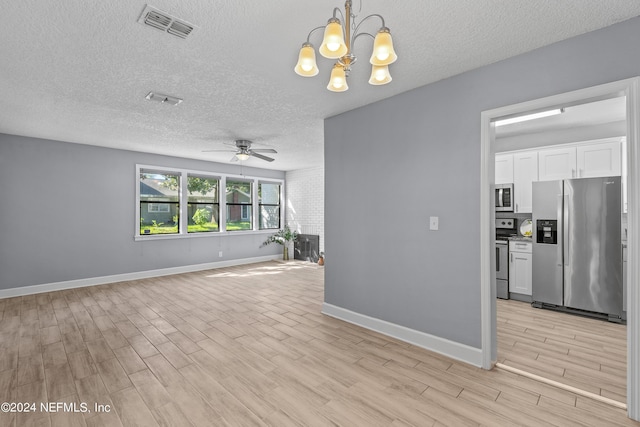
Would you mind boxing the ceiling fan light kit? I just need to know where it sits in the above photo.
[295,0,397,92]
[235,151,250,161]
[203,140,277,163]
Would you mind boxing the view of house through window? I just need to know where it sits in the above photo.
[226,179,252,231]
[139,170,180,235]
[187,175,219,233]
[259,182,281,229]
[137,165,283,238]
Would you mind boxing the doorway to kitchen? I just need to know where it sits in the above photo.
[479,78,640,420]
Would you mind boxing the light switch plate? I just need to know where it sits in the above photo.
[429,216,439,230]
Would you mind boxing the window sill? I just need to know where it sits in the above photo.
[134,229,280,242]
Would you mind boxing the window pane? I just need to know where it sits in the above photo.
[188,203,219,232]
[140,171,180,235]
[259,182,280,230]
[226,205,252,230]
[260,206,280,229]
[226,180,252,231]
[188,176,218,203]
[188,176,219,233]
[259,183,280,204]
[226,180,252,203]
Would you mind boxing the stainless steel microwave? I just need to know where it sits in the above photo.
[495,183,514,212]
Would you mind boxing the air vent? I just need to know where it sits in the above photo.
[138,5,196,39]
[145,92,183,106]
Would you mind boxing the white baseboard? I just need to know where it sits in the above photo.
[0,255,281,299]
[322,303,483,367]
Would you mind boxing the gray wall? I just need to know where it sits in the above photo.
[325,16,640,349]
[0,134,284,289]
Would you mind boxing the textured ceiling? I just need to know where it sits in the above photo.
[1,1,640,171]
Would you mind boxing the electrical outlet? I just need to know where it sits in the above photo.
[218,251,223,257]
[429,216,439,230]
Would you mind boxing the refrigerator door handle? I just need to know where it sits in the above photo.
[557,194,563,267]
[564,194,570,267]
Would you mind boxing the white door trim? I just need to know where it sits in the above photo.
[480,77,640,421]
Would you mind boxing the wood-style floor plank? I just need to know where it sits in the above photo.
[497,298,627,404]
[0,261,638,426]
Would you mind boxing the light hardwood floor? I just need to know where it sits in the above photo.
[497,298,627,404]
[0,261,639,426]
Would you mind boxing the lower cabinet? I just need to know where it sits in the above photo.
[509,241,532,298]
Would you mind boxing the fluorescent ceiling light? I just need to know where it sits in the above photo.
[495,108,563,127]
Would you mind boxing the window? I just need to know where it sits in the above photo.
[226,179,252,231]
[139,170,180,235]
[136,164,283,239]
[187,175,219,233]
[259,182,281,229]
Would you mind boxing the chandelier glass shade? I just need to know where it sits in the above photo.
[319,19,348,59]
[294,0,396,92]
[370,29,397,66]
[327,64,349,92]
[294,43,319,77]
[368,64,391,85]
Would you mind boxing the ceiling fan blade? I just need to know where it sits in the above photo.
[202,149,236,152]
[230,155,239,162]
[251,149,277,153]
[250,152,275,162]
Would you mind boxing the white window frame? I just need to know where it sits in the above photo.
[135,164,285,241]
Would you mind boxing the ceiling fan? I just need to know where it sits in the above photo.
[203,139,277,162]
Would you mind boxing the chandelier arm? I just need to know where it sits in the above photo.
[332,7,345,23]
[305,26,326,44]
[351,13,386,44]
[351,31,374,49]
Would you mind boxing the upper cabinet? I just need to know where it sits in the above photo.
[497,137,624,213]
[538,146,577,181]
[576,140,621,178]
[495,154,514,184]
[537,138,622,181]
[513,151,538,213]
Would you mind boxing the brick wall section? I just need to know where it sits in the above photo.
[285,166,324,254]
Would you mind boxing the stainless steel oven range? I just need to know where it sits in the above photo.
[495,218,516,299]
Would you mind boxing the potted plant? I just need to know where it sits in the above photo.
[260,225,298,260]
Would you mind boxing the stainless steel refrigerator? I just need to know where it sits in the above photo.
[532,176,622,321]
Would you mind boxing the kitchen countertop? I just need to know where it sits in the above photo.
[508,236,533,242]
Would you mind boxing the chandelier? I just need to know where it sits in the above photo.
[294,0,397,92]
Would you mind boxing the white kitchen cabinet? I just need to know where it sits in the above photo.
[512,151,538,213]
[509,241,532,296]
[576,140,621,178]
[495,154,514,184]
[538,146,577,181]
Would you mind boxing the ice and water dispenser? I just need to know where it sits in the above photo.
[536,220,558,244]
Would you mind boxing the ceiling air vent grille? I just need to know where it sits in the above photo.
[137,5,196,39]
